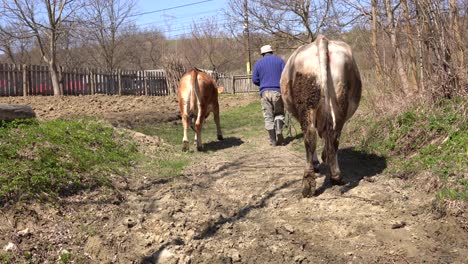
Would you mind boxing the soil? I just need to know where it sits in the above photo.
[0,94,467,263]
[0,94,257,128]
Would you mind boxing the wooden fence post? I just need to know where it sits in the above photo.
[89,68,95,95]
[12,64,17,96]
[118,69,122,96]
[144,71,148,96]
[58,66,64,95]
[231,75,236,94]
[6,64,11,96]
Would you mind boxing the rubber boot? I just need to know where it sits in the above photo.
[268,129,277,146]
[275,119,284,146]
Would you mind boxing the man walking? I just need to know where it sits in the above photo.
[252,44,286,146]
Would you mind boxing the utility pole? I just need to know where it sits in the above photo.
[244,0,252,74]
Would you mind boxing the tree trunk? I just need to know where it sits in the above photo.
[49,61,62,96]
[401,0,419,93]
[385,0,410,94]
[371,0,383,80]
[415,0,426,92]
[0,104,36,121]
[449,0,465,87]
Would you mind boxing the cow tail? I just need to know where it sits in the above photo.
[190,69,201,125]
[318,35,338,164]
[317,35,336,130]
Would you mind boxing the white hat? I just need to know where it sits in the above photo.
[260,45,273,54]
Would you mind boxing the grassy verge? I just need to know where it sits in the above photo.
[133,101,264,176]
[0,118,137,204]
[135,101,263,147]
[347,97,467,201]
[135,142,191,180]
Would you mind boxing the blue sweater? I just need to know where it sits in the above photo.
[252,54,285,95]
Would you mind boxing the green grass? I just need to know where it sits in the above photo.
[135,101,264,150]
[348,97,467,201]
[133,101,264,177]
[59,250,72,264]
[136,143,191,180]
[0,253,13,264]
[0,100,265,204]
[0,118,137,203]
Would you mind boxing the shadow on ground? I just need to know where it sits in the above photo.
[202,137,244,152]
[283,132,303,146]
[315,147,387,195]
[140,179,299,263]
[192,179,299,240]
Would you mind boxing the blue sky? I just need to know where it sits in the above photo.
[134,0,229,38]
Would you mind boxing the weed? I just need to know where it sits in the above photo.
[0,252,12,264]
[437,187,468,201]
[347,97,466,201]
[0,118,137,204]
[59,249,72,264]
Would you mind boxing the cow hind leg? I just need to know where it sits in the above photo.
[302,125,318,197]
[194,110,206,151]
[182,113,190,152]
[213,103,223,140]
[324,130,343,185]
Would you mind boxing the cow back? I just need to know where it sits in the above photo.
[280,37,362,131]
[178,70,220,116]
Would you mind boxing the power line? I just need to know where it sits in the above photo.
[135,11,221,28]
[135,8,223,27]
[139,19,230,32]
[128,0,214,18]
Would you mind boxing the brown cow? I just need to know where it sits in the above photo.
[178,69,223,151]
[280,35,362,197]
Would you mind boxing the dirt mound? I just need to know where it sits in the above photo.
[0,93,257,127]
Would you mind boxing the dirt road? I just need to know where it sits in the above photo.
[102,134,465,264]
[1,95,466,263]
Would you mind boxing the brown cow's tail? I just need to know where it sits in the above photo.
[189,69,201,129]
[317,35,337,130]
[317,35,339,164]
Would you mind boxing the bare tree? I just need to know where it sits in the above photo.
[161,55,186,95]
[0,25,22,63]
[401,0,418,92]
[384,0,411,94]
[227,0,333,48]
[449,0,465,82]
[83,0,136,71]
[371,0,383,80]
[143,29,166,69]
[112,26,166,70]
[187,18,239,73]
[1,0,83,95]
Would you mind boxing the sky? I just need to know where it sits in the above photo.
[133,0,230,38]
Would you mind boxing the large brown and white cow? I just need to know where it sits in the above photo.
[178,69,223,152]
[280,35,362,197]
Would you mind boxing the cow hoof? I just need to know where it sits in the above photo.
[196,145,204,152]
[302,175,316,198]
[217,135,224,141]
[182,142,189,152]
[313,161,320,173]
[330,175,344,185]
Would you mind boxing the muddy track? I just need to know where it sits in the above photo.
[1,95,466,263]
[92,135,466,263]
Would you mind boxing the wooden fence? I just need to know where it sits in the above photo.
[216,74,258,94]
[0,64,169,96]
[0,63,257,96]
